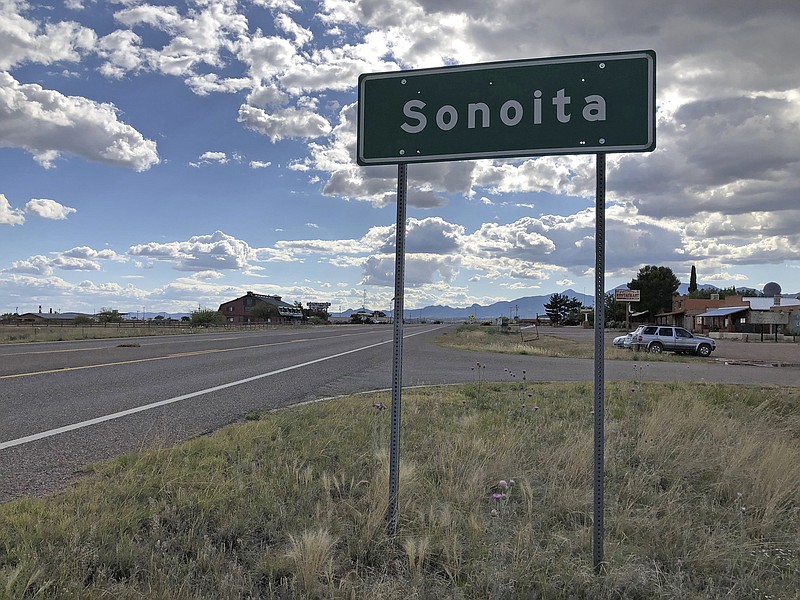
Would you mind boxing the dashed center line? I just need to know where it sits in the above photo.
[0,326,442,450]
[0,332,391,380]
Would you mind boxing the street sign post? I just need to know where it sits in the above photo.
[614,289,641,329]
[358,50,655,165]
[359,50,656,573]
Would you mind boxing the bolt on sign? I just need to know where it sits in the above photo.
[357,50,655,165]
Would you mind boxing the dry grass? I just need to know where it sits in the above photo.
[0,380,798,598]
[437,324,677,361]
[0,324,196,344]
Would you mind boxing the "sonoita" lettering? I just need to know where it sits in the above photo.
[400,89,607,134]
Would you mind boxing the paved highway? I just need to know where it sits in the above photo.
[2,324,798,502]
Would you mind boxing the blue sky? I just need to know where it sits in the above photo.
[1,0,799,317]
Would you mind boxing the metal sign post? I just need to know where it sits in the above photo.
[387,163,407,536]
[356,50,655,564]
[593,153,606,573]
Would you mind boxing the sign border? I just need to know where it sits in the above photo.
[614,289,641,302]
[357,50,656,165]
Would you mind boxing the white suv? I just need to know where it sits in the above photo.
[631,325,716,357]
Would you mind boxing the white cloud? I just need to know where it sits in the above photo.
[0,72,160,170]
[274,13,312,46]
[25,199,77,220]
[193,270,225,280]
[3,245,124,276]
[128,230,269,272]
[96,29,147,78]
[184,73,251,96]
[0,2,96,70]
[114,1,247,77]
[252,0,301,10]
[113,4,182,31]
[362,253,460,287]
[62,246,125,261]
[0,194,25,225]
[51,256,102,271]
[6,255,52,275]
[237,104,332,143]
[190,151,229,167]
[1,0,800,310]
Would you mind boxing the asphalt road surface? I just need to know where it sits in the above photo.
[2,324,798,502]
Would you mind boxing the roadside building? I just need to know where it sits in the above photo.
[16,311,94,324]
[218,291,304,325]
[655,294,745,331]
[694,295,800,335]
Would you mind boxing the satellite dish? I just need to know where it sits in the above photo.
[763,282,781,296]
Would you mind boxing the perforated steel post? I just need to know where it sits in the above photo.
[387,163,407,536]
[593,153,606,573]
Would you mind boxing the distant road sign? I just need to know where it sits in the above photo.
[357,50,655,165]
[615,289,641,302]
[307,302,331,312]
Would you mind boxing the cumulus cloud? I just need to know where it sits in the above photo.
[0,72,159,170]
[0,2,96,70]
[25,199,77,220]
[190,151,229,167]
[115,1,247,77]
[96,29,147,78]
[1,0,799,310]
[62,246,125,261]
[237,104,332,142]
[6,255,53,275]
[3,245,124,276]
[0,194,25,225]
[127,230,283,272]
[362,253,460,287]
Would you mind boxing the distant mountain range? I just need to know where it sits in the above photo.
[335,289,594,320]
[334,284,797,320]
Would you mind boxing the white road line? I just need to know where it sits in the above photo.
[0,326,443,451]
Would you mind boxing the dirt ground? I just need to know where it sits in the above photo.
[706,336,800,365]
[586,328,800,365]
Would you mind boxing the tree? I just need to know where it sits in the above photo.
[544,293,584,326]
[628,266,680,319]
[603,294,626,324]
[251,301,278,322]
[191,309,225,327]
[688,265,698,294]
[97,308,124,323]
[73,315,92,325]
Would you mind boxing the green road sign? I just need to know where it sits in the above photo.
[357,50,655,165]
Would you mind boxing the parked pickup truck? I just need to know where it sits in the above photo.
[631,325,716,357]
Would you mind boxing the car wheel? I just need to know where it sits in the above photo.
[649,342,663,354]
[697,343,712,357]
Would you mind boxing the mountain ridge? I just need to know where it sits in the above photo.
[334,283,789,319]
